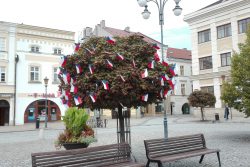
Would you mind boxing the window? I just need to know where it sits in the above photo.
[0,67,6,82]
[199,56,212,70]
[198,29,211,43]
[53,67,59,82]
[53,48,62,55]
[221,52,231,67]
[0,38,6,51]
[217,24,231,39]
[30,66,40,81]
[181,84,185,95]
[238,18,250,34]
[31,46,40,53]
[201,86,214,95]
[180,65,184,76]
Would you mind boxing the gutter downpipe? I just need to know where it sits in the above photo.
[14,54,19,126]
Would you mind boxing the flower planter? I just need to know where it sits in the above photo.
[63,143,89,150]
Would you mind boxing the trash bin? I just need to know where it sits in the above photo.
[36,117,40,129]
[215,113,219,121]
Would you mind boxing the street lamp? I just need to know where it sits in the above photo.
[137,0,182,139]
[43,77,49,128]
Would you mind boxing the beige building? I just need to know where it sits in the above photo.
[184,0,250,118]
[0,21,75,126]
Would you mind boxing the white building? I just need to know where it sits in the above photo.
[0,21,75,126]
[79,20,193,116]
[184,0,250,117]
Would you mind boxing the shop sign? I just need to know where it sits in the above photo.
[28,93,56,98]
[0,93,14,98]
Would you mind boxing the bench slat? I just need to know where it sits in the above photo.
[144,133,221,167]
[32,143,143,167]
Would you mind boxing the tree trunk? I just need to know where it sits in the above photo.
[200,107,204,121]
[118,105,125,143]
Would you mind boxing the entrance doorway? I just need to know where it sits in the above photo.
[24,100,61,123]
[0,100,10,126]
[182,103,190,114]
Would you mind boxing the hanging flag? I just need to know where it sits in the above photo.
[160,77,164,86]
[74,95,83,105]
[75,64,83,74]
[164,89,169,97]
[89,93,97,103]
[85,48,94,55]
[70,77,76,85]
[106,60,113,68]
[160,89,163,98]
[119,75,125,82]
[105,36,115,44]
[141,69,148,78]
[154,52,160,62]
[168,79,175,90]
[132,59,136,68]
[74,43,80,52]
[116,53,124,61]
[62,72,70,84]
[141,94,148,102]
[169,64,177,76]
[152,43,160,50]
[89,64,94,74]
[70,85,78,93]
[148,60,155,69]
[57,67,63,75]
[162,61,169,67]
[64,90,71,100]
[59,56,67,67]
[102,80,110,90]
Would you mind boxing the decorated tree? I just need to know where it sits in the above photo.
[188,90,216,121]
[223,27,250,117]
[58,35,176,142]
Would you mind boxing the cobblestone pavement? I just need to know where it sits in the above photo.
[0,115,250,167]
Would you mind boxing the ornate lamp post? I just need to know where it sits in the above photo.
[137,0,182,139]
[43,77,49,128]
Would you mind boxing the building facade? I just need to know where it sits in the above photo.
[0,21,75,125]
[80,20,192,116]
[184,0,250,117]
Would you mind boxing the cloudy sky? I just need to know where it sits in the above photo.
[0,0,218,49]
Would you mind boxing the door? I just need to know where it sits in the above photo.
[51,107,57,121]
[182,103,190,114]
[28,108,35,121]
[0,100,10,126]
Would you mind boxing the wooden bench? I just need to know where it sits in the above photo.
[31,143,144,167]
[144,133,221,167]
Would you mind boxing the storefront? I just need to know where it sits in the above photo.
[24,99,61,123]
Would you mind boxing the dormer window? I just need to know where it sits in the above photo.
[53,48,62,55]
[31,45,40,53]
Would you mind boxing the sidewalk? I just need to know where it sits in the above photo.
[0,115,249,133]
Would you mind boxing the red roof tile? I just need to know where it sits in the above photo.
[167,47,192,60]
[104,26,192,60]
[104,27,162,45]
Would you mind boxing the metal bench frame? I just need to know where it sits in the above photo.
[144,133,221,167]
[31,143,144,167]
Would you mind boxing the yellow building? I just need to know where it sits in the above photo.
[184,0,250,118]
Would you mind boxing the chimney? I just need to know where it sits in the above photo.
[83,27,92,38]
[124,26,130,32]
[100,20,105,28]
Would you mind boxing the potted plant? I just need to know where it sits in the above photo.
[55,107,96,150]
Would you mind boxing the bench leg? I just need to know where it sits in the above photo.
[199,155,205,164]
[146,160,150,167]
[217,152,221,167]
[157,161,163,167]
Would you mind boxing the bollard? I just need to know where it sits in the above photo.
[104,119,108,128]
[36,117,40,129]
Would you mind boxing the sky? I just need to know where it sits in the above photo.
[0,0,218,50]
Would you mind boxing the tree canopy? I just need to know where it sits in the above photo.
[221,27,250,117]
[58,35,176,110]
[188,90,216,120]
